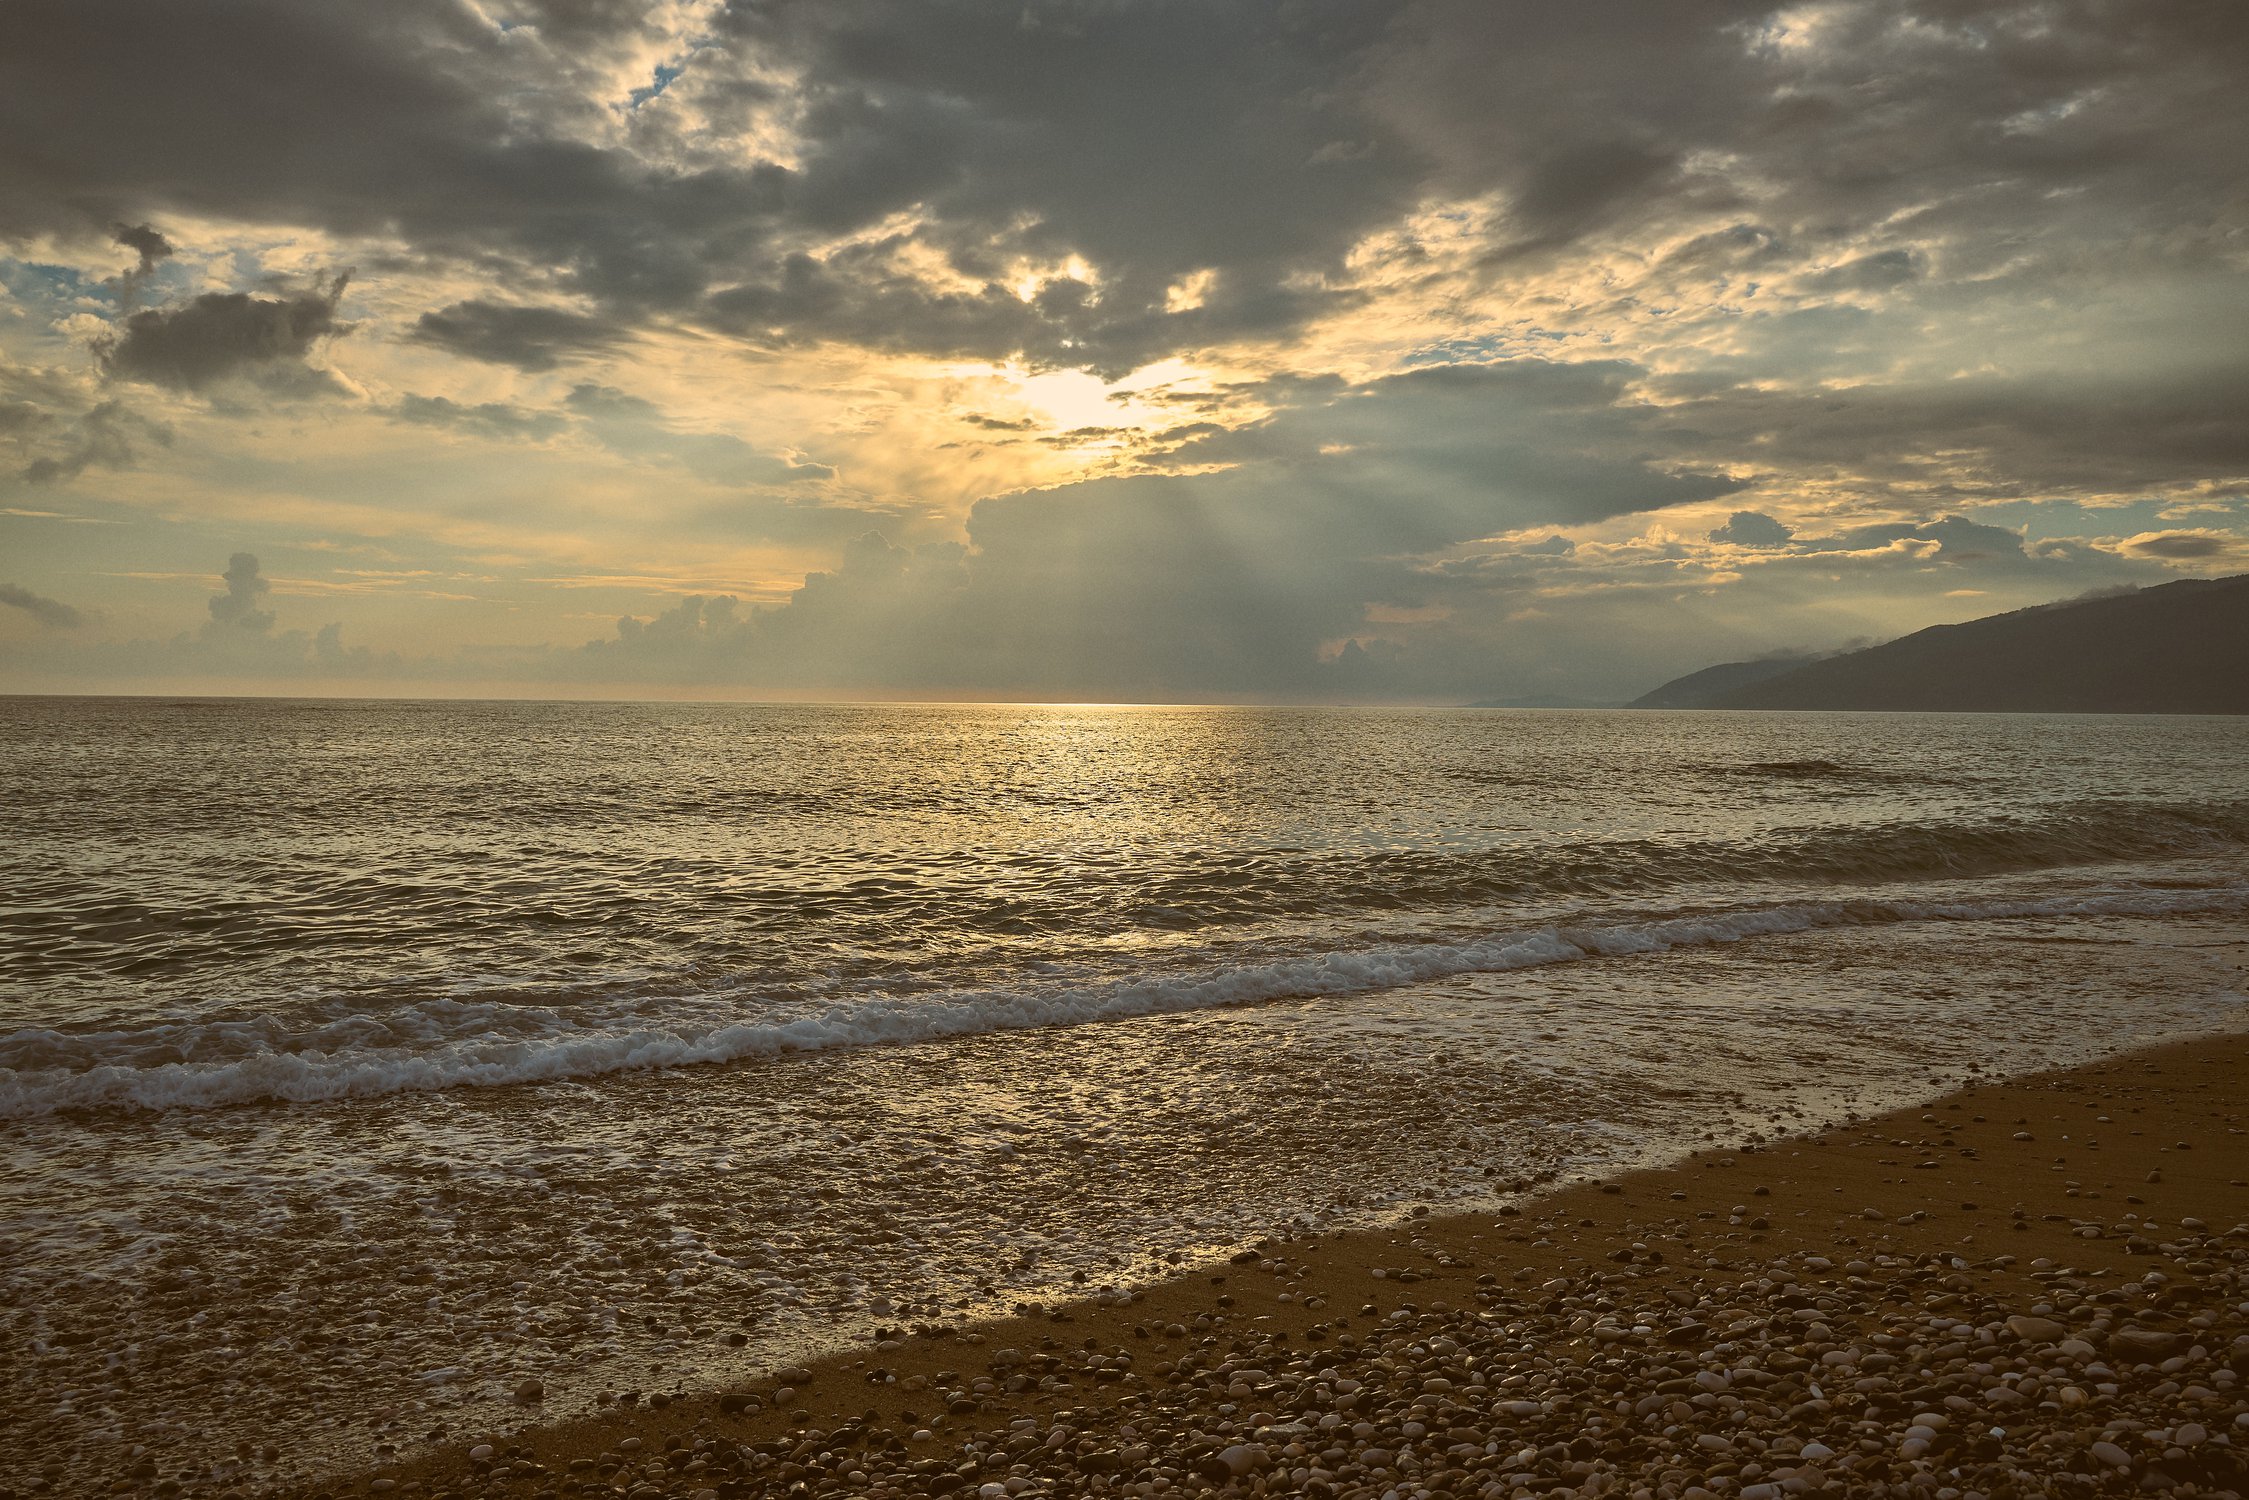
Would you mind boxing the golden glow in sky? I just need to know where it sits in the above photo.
[0,0,2243,700]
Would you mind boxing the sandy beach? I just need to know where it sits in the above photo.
[230,1025,2249,1500]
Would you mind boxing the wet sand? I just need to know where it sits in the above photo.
[240,1027,2249,1500]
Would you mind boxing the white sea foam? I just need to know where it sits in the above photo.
[2,882,2240,1119]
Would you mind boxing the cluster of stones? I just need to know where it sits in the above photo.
[238,1213,2249,1500]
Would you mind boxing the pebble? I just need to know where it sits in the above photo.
[2089,1439,2133,1469]
[244,1112,2249,1500]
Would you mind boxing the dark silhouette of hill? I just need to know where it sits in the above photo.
[1633,574,2249,714]
[1627,655,1818,709]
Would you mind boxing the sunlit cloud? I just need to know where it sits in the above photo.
[0,0,2241,700]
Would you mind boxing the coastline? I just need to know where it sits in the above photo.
[271,1022,2249,1500]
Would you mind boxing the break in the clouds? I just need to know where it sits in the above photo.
[1,0,2244,700]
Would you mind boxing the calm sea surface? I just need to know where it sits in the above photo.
[3,699,2246,1483]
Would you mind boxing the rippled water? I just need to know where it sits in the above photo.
[3,699,2245,1486]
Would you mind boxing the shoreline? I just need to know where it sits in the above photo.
[262,1024,2249,1500]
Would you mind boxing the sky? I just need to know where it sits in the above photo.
[0,0,2244,703]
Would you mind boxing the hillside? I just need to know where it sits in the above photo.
[1633,574,2249,714]
[1626,655,1818,710]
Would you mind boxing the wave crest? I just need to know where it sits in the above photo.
[4,882,2239,1120]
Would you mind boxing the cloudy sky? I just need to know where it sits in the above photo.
[1,0,2244,702]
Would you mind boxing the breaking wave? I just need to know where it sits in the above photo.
[5,881,2240,1119]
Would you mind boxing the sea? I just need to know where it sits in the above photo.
[3,698,2246,1485]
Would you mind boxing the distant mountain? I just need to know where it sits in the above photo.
[1626,655,1819,710]
[1632,574,2249,714]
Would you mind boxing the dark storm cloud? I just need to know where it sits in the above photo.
[408,301,629,372]
[687,0,1407,371]
[1650,362,2249,500]
[6,0,2245,376]
[0,0,627,244]
[728,0,1407,264]
[0,0,771,323]
[96,275,352,393]
[1379,0,2249,275]
[0,0,1404,370]
[0,583,83,629]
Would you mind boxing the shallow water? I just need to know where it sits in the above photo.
[2,700,2245,1485]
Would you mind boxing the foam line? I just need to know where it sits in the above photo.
[2,883,2240,1119]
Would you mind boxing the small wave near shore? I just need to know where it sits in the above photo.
[5,878,2241,1117]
